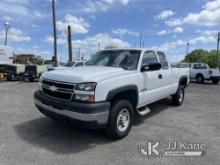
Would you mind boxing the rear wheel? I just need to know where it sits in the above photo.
[105,100,134,140]
[211,78,219,84]
[196,74,204,83]
[172,86,185,106]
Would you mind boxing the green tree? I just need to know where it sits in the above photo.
[184,49,219,68]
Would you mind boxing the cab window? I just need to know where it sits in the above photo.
[157,51,169,70]
[142,51,158,66]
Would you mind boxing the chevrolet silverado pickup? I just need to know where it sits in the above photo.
[189,63,220,84]
[34,49,189,139]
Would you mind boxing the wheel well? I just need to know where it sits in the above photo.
[109,90,138,109]
[196,73,204,79]
[179,77,188,88]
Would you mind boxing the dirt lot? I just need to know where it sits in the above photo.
[0,81,220,165]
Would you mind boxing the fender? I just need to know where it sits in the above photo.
[106,85,139,105]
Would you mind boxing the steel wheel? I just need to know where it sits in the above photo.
[117,108,130,132]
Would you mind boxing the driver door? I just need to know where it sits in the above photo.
[139,51,163,106]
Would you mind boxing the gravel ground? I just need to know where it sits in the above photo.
[0,81,219,165]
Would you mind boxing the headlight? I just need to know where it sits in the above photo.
[74,83,96,102]
[75,82,96,91]
[74,94,95,102]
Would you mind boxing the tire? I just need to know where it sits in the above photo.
[211,78,219,84]
[24,77,31,82]
[172,86,185,106]
[105,100,134,140]
[196,74,204,83]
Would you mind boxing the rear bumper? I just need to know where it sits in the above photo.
[34,91,110,129]
[210,76,220,80]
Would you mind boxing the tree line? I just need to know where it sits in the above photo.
[183,49,219,68]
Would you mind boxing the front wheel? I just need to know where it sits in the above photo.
[105,100,134,140]
[172,86,185,106]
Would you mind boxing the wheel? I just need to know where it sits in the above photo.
[172,86,185,106]
[105,100,134,140]
[196,74,204,83]
[211,78,219,84]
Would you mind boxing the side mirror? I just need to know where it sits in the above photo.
[141,63,161,72]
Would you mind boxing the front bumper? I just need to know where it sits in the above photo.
[34,91,110,129]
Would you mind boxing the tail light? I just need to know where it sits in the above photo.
[209,70,212,75]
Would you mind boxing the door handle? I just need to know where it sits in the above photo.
[158,74,163,79]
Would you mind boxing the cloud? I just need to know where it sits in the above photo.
[165,18,182,27]
[155,10,175,20]
[56,14,90,34]
[0,28,31,42]
[152,30,217,53]
[82,0,130,13]
[156,30,168,36]
[2,15,13,21]
[0,1,29,15]
[173,27,183,33]
[45,33,130,58]
[165,0,220,27]
[112,28,138,37]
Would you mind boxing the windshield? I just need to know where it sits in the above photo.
[86,50,141,70]
[25,66,36,73]
[64,61,76,67]
[43,60,52,65]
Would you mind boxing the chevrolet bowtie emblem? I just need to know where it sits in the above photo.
[49,86,58,92]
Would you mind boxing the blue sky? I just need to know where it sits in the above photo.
[0,0,219,62]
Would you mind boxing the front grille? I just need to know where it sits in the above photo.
[42,79,75,100]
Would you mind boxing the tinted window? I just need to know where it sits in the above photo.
[142,51,158,66]
[193,64,207,69]
[157,52,169,69]
[25,66,36,73]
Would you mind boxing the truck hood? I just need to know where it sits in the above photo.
[42,66,136,83]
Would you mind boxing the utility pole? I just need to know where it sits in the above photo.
[186,42,190,55]
[98,42,101,51]
[67,25,73,62]
[52,0,57,66]
[217,32,220,69]
[139,30,143,48]
[142,42,145,48]
[4,22,10,46]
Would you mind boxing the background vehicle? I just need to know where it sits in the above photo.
[34,49,189,139]
[189,63,220,84]
[0,64,25,81]
[23,65,47,82]
[48,60,86,71]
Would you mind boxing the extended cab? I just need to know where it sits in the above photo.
[189,63,220,84]
[34,49,189,139]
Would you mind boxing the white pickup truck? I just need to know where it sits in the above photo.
[189,63,220,84]
[34,49,189,139]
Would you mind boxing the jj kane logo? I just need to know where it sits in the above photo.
[139,139,206,158]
